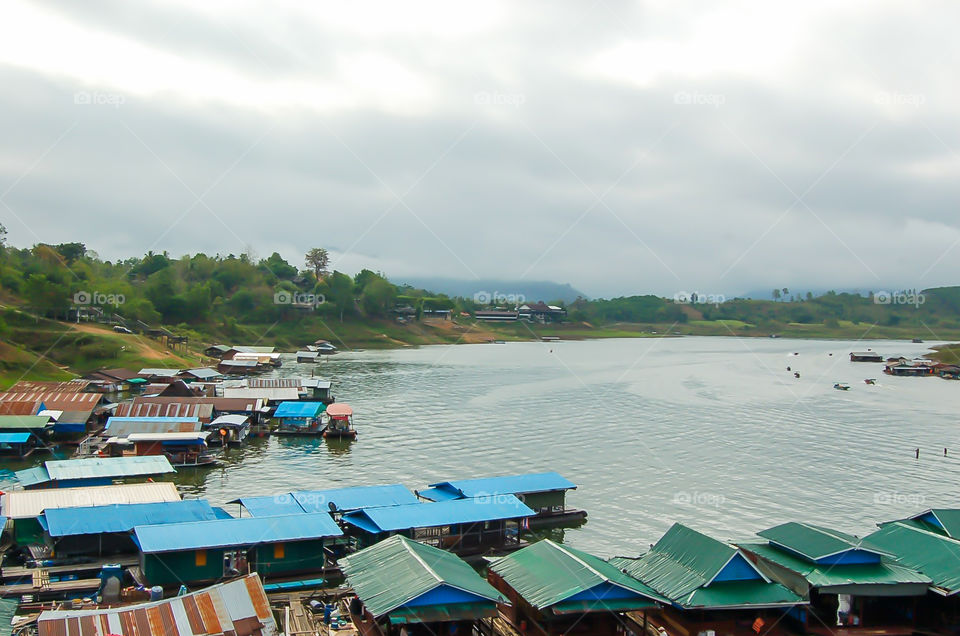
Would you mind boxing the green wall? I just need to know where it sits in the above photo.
[254,539,326,575]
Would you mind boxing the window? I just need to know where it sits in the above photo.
[274,543,285,559]
[195,550,207,567]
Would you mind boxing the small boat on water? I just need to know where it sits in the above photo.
[834,383,851,391]
[864,378,877,385]
[323,403,356,440]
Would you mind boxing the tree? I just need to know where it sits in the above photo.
[361,278,396,316]
[782,288,789,302]
[55,242,86,264]
[772,289,781,302]
[305,248,330,281]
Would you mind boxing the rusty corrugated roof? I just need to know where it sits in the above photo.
[114,402,214,421]
[0,400,43,415]
[36,572,276,636]
[7,380,92,393]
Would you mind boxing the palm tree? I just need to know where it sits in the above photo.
[772,289,781,302]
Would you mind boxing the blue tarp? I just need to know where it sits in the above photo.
[273,402,325,418]
[423,472,577,501]
[0,432,33,444]
[134,513,343,553]
[342,496,535,533]
[43,500,219,537]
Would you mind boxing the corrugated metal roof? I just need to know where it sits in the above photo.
[0,432,33,443]
[180,367,222,379]
[114,401,214,420]
[490,539,668,610]
[0,392,102,408]
[342,495,535,533]
[248,378,302,388]
[610,523,803,609]
[37,572,276,636]
[0,400,43,415]
[756,522,885,561]
[273,401,325,418]
[223,387,301,401]
[340,535,505,618]
[740,542,931,591]
[43,500,220,537]
[17,456,175,486]
[231,346,275,353]
[219,359,259,368]
[125,431,210,442]
[7,380,92,393]
[864,521,960,595]
[134,513,343,552]
[210,414,249,426]
[234,495,306,517]
[138,368,181,377]
[131,396,264,412]
[0,415,52,430]
[2,482,181,519]
[424,472,577,500]
[301,378,332,389]
[908,508,960,539]
[105,416,203,437]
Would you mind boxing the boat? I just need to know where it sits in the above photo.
[323,403,357,439]
[864,378,877,385]
[912,338,924,343]
[205,414,251,445]
[833,383,850,391]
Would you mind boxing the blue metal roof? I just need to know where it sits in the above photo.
[273,402,325,418]
[417,487,462,502]
[342,496,535,533]
[233,495,306,517]
[16,456,175,487]
[43,500,219,537]
[293,485,419,513]
[232,485,419,516]
[134,513,343,552]
[424,472,577,500]
[0,432,33,444]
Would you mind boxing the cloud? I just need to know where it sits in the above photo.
[1,0,958,297]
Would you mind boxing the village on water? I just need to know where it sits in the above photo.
[0,341,956,636]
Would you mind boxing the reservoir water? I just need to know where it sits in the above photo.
[3,336,957,557]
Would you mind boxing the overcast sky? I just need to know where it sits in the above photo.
[0,0,957,298]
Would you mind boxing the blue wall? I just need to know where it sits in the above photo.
[714,553,762,582]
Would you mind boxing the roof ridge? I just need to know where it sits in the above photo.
[401,537,443,584]
[797,521,859,547]
[551,541,610,584]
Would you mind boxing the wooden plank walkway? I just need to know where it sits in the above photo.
[0,577,100,597]
[2,556,138,582]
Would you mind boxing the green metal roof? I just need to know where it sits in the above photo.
[0,415,51,430]
[339,535,505,618]
[907,509,960,539]
[864,522,960,595]
[609,523,803,610]
[489,539,668,611]
[741,542,931,592]
[756,522,885,561]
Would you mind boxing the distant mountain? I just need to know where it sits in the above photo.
[395,277,588,304]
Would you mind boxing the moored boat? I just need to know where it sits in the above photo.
[833,382,850,391]
[323,403,356,439]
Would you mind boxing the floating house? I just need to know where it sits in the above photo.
[739,522,931,632]
[14,456,175,490]
[489,539,667,635]
[103,415,203,438]
[865,520,960,596]
[296,350,319,363]
[850,351,884,362]
[0,415,52,456]
[341,495,535,555]
[273,401,325,434]
[177,367,223,382]
[223,385,300,402]
[111,431,215,467]
[206,414,251,445]
[7,380,92,393]
[83,367,142,392]
[610,523,805,636]
[137,368,181,382]
[217,359,260,375]
[340,535,506,631]
[39,500,224,557]
[323,402,356,439]
[231,484,420,517]
[0,391,105,434]
[202,343,233,358]
[1,482,181,545]
[133,513,343,586]
[301,378,334,402]
[35,572,277,636]
[114,400,214,423]
[418,472,585,527]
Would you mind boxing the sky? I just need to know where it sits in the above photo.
[0,0,958,298]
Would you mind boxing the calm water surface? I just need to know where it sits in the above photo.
[4,337,958,558]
